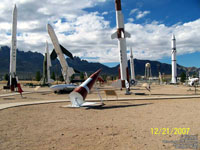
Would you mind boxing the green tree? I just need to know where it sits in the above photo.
[192,72,197,78]
[180,72,186,83]
[80,72,85,80]
[59,74,64,81]
[70,74,75,81]
[51,72,56,80]
[4,74,9,81]
[35,71,41,81]
[102,75,107,82]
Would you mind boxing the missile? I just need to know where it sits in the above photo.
[111,0,131,88]
[171,34,177,84]
[130,47,135,81]
[42,41,52,84]
[9,4,18,91]
[47,23,74,83]
[69,69,102,107]
[46,41,52,83]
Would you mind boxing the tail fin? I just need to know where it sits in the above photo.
[17,83,23,93]
[50,44,74,60]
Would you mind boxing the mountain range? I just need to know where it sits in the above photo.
[0,46,199,79]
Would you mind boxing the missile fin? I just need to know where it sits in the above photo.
[125,31,131,38]
[50,49,57,60]
[111,31,118,39]
[60,44,74,59]
[74,69,80,73]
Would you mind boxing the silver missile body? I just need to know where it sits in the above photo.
[10,4,17,86]
[171,34,177,84]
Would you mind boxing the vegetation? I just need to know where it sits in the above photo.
[4,74,9,81]
[180,72,186,83]
[35,71,41,81]
[80,72,85,80]
[59,74,64,82]
[51,72,56,80]
[102,75,107,82]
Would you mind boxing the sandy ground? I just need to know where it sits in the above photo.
[0,83,200,150]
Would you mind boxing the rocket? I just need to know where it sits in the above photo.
[171,34,177,84]
[42,41,52,84]
[9,4,18,91]
[130,47,135,81]
[69,69,102,107]
[111,0,131,88]
[47,23,74,84]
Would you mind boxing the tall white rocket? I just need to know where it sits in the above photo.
[44,41,52,83]
[130,47,135,80]
[47,24,75,84]
[171,34,177,84]
[10,4,17,86]
[46,41,52,83]
[111,0,131,87]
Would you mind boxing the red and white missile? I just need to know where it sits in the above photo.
[111,0,131,88]
[69,69,101,107]
[10,4,18,91]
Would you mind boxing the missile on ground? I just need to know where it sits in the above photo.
[46,41,52,83]
[69,69,102,107]
[42,41,53,84]
[171,34,177,84]
[130,47,135,81]
[47,23,74,84]
[111,0,131,88]
[9,4,18,91]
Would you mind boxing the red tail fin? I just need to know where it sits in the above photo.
[17,83,23,93]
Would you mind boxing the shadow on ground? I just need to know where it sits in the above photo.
[85,103,153,110]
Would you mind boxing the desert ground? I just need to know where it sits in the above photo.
[0,82,200,150]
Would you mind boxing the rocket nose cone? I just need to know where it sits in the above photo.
[47,24,51,30]
[13,4,17,14]
[95,69,102,75]
[47,24,54,32]
[14,4,17,9]
[172,34,175,40]
[130,48,133,56]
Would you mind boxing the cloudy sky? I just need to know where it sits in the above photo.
[0,0,200,67]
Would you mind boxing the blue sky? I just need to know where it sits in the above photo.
[86,0,200,67]
[0,0,200,68]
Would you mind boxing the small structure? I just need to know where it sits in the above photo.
[104,90,118,100]
[145,63,152,79]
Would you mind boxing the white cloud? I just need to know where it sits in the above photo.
[102,11,108,15]
[0,0,200,65]
[128,18,134,23]
[129,8,150,20]
[130,8,138,15]
[136,10,150,19]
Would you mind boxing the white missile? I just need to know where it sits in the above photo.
[130,47,135,80]
[46,41,52,83]
[9,4,18,90]
[171,34,177,84]
[42,41,53,84]
[47,23,74,83]
[111,0,131,88]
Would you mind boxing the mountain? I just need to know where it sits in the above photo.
[0,46,199,79]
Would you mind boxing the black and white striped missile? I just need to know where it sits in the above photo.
[111,0,131,88]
